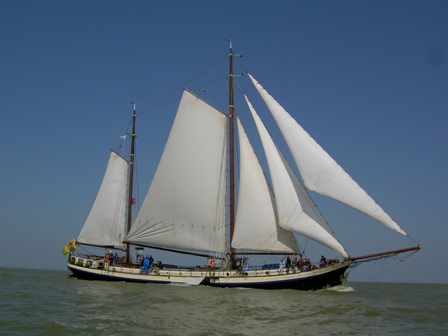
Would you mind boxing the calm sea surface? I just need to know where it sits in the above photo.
[0,267,446,335]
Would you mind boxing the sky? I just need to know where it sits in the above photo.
[0,1,447,284]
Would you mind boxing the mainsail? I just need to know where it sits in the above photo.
[126,90,227,253]
[77,151,128,247]
[247,73,407,237]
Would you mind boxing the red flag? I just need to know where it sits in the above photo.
[132,198,137,205]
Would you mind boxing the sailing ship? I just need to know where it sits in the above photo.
[64,44,421,290]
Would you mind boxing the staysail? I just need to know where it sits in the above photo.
[77,151,128,247]
[233,117,298,252]
[126,90,227,253]
[244,95,348,257]
[248,73,407,236]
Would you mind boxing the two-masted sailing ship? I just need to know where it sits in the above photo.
[64,44,421,290]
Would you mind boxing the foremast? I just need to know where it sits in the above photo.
[126,102,136,263]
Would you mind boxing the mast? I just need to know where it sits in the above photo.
[227,40,235,261]
[126,102,136,263]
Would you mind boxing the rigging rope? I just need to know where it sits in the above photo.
[137,55,228,117]
[351,249,420,290]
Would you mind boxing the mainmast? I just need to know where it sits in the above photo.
[227,40,236,262]
[126,102,136,263]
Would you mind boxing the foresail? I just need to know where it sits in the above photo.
[126,90,227,253]
[77,151,128,247]
[248,73,407,236]
[233,117,298,252]
[244,95,349,257]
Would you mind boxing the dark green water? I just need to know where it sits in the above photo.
[0,268,446,335]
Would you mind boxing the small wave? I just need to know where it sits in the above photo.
[322,285,355,292]
[168,283,191,287]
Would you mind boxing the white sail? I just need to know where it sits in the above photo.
[233,117,298,252]
[248,73,407,236]
[126,90,227,253]
[77,151,128,247]
[244,95,348,257]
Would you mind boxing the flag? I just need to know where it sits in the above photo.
[132,198,137,205]
[62,239,77,255]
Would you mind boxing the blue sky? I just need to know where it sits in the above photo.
[1,1,446,284]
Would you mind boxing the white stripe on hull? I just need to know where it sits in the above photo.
[67,258,351,290]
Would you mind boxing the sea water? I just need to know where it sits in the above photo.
[0,267,446,335]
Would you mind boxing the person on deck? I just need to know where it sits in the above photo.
[143,256,150,274]
[113,253,119,265]
[286,256,292,274]
[104,252,110,269]
[320,255,327,267]
[292,254,298,273]
[278,259,286,274]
